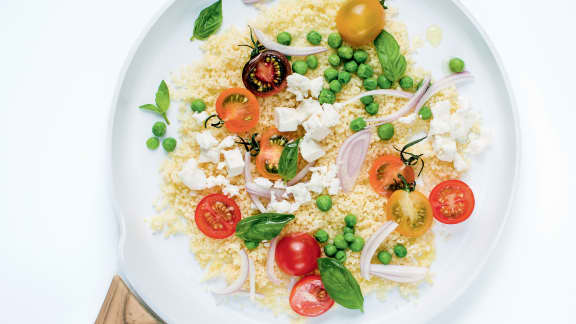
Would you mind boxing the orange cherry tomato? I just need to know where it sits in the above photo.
[336,0,386,46]
[386,190,433,238]
[429,180,475,224]
[369,155,415,198]
[255,127,292,180]
[215,88,259,133]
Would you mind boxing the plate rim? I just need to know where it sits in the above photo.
[105,0,521,322]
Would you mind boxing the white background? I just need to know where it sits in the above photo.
[1,0,575,323]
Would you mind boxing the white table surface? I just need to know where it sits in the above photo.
[1,0,575,323]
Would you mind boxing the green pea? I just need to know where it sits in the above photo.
[357,64,373,79]
[377,75,393,89]
[342,226,355,235]
[344,60,358,73]
[306,55,318,70]
[318,89,336,104]
[292,61,308,75]
[245,240,259,250]
[152,121,167,137]
[327,32,343,49]
[360,95,374,105]
[365,102,379,115]
[399,76,414,90]
[377,123,394,141]
[276,31,292,45]
[344,232,355,243]
[307,31,322,45]
[363,77,378,90]
[449,57,465,73]
[378,251,392,264]
[344,214,357,227]
[334,234,348,250]
[316,195,333,211]
[419,106,432,120]
[314,229,329,243]
[334,250,347,263]
[146,137,159,150]
[324,67,338,82]
[394,244,407,258]
[350,117,366,132]
[349,237,365,252]
[324,244,337,257]
[353,49,368,64]
[328,54,341,67]
[329,80,342,93]
[337,46,354,60]
[338,70,351,84]
[190,99,206,113]
[162,137,177,152]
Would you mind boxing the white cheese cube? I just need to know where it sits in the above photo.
[218,136,236,149]
[196,131,219,150]
[273,179,287,189]
[286,74,310,101]
[223,148,245,177]
[321,104,340,127]
[302,114,330,141]
[198,149,220,164]
[275,107,300,132]
[192,111,209,125]
[285,183,312,205]
[429,100,452,135]
[179,158,207,190]
[254,177,273,189]
[222,183,240,197]
[300,136,325,162]
[453,153,470,172]
[432,134,457,162]
[296,99,322,123]
[309,77,324,99]
[206,175,228,187]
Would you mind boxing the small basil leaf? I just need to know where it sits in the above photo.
[155,80,170,113]
[318,258,364,311]
[278,139,300,181]
[374,30,406,82]
[138,104,161,113]
[191,0,223,41]
[235,213,295,243]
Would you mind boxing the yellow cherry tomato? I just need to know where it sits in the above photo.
[336,0,386,46]
[386,190,434,238]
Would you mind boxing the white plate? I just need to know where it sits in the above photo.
[108,0,519,323]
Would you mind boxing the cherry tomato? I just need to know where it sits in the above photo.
[429,180,475,224]
[255,127,292,180]
[194,194,241,239]
[276,233,321,276]
[369,155,415,198]
[386,190,433,238]
[336,0,386,46]
[289,275,334,317]
[242,49,291,97]
[215,88,259,133]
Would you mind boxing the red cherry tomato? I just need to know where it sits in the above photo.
[429,180,475,224]
[289,275,334,317]
[275,233,321,276]
[194,194,241,239]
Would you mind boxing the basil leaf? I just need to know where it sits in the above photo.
[155,80,170,113]
[318,258,364,311]
[278,139,300,181]
[138,104,162,113]
[374,30,406,82]
[191,0,223,41]
[235,213,295,243]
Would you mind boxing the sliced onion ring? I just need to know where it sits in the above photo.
[266,237,283,285]
[360,221,398,280]
[413,72,474,113]
[337,129,372,192]
[244,152,266,212]
[287,162,315,186]
[253,28,328,56]
[367,76,430,127]
[246,181,286,200]
[335,89,413,110]
[248,255,256,301]
[369,265,428,283]
[211,249,249,295]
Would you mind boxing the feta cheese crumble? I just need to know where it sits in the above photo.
[222,148,245,177]
[286,74,324,101]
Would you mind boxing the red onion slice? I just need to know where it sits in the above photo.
[211,249,249,295]
[244,152,266,212]
[369,265,428,283]
[266,238,283,285]
[337,129,372,192]
[242,0,260,4]
[287,162,315,186]
[367,76,430,127]
[360,221,398,280]
[336,89,413,109]
[246,182,286,200]
[253,28,328,56]
[248,255,256,301]
[413,72,474,113]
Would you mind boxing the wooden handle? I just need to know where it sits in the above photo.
[95,275,164,324]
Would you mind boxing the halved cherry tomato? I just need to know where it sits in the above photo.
[215,88,259,133]
[289,275,334,317]
[194,194,241,239]
[276,233,321,276]
[256,127,292,180]
[386,190,433,238]
[429,180,475,224]
[336,0,386,46]
[369,155,415,198]
[242,49,291,97]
